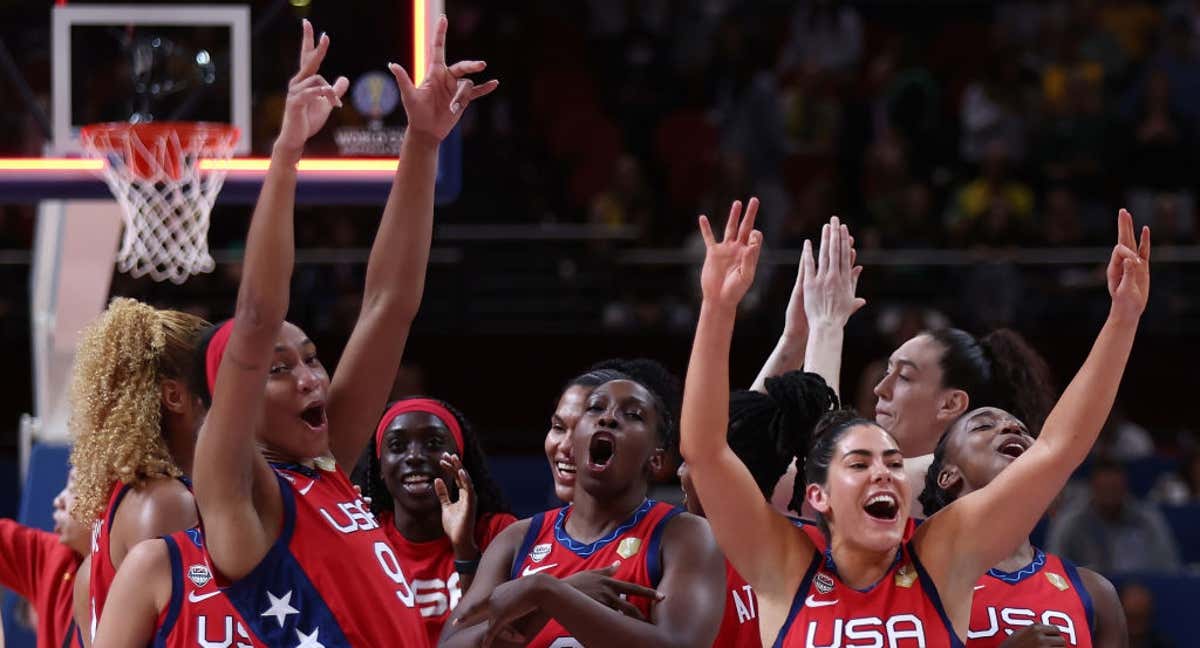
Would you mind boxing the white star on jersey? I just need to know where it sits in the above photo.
[295,627,325,648]
[262,590,300,627]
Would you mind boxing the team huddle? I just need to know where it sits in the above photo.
[4,16,1151,648]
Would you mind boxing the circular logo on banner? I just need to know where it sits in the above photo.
[352,71,401,121]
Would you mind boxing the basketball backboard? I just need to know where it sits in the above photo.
[51,4,252,155]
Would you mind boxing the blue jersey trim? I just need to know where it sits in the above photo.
[154,536,185,648]
[511,512,547,581]
[771,550,822,648]
[220,472,352,647]
[645,506,683,586]
[1059,556,1095,634]
[553,499,654,558]
[908,542,966,648]
[986,547,1047,584]
[105,483,133,531]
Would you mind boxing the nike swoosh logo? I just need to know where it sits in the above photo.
[188,590,222,603]
[974,585,986,590]
[804,595,837,608]
[521,563,558,577]
[298,481,314,496]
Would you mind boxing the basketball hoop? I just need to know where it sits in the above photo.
[80,121,240,284]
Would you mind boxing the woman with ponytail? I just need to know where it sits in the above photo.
[873,326,1056,515]
[365,397,515,646]
[67,298,209,644]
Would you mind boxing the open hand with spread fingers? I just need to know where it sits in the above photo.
[802,215,866,329]
[389,15,500,146]
[435,452,478,557]
[699,198,764,311]
[277,19,350,152]
[1107,208,1151,323]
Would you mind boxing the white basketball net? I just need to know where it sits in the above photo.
[82,124,238,284]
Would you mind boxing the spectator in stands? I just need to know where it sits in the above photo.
[944,139,1035,246]
[1121,582,1174,648]
[1047,458,1181,573]
[1094,402,1157,461]
[1124,68,1196,241]
[1151,451,1200,505]
[777,0,863,79]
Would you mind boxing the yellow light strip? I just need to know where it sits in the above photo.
[414,0,427,86]
[0,158,103,171]
[0,158,400,174]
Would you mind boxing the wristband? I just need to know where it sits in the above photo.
[454,558,480,575]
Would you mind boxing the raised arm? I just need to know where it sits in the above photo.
[918,209,1150,617]
[327,15,498,470]
[92,539,171,648]
[751,252,808,392]
[801,216,864,397]
[193,20,349,581]
[679,198,814,603]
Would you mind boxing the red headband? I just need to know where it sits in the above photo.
[204,320,235,396]
[375,398,464,459]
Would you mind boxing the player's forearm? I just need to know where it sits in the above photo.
[750,331,806,393]
[535,578,695,648]
[680,301,737,464]
[802,321,845,398]
[362,131,439,320]
[235,142,299,336]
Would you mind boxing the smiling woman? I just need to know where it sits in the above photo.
[364,397,514,647]
[678,199,1149,647]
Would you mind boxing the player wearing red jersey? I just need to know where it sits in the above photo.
[920,407,1127,648]
[192,16,496,647]
[0,473,88,648]
[677,370,839,648]
[66,298,209,646]
[93,527,264,648]
[441,370,726,648]
[364,397,517,646]
[680,198,1149,646]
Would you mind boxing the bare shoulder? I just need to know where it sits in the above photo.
[117,477,197,539]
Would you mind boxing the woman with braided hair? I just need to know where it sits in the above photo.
[364,396,515,646]
[676,370,838,648]
[67,298,209,644]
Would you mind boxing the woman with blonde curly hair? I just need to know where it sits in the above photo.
[67,297,208,644]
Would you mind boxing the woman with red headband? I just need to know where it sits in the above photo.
[363,397,516,646]
[191,16,497,646]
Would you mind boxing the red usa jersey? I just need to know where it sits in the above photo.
[89,476,193,642]
[713,560,760,648]
[379,510,517,647]
[773,542,963,648]
[88,481,129,639]
[510,499,682,648]
[218,463,428,647]
[967,549,1094,648]
[154,528,265,647]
